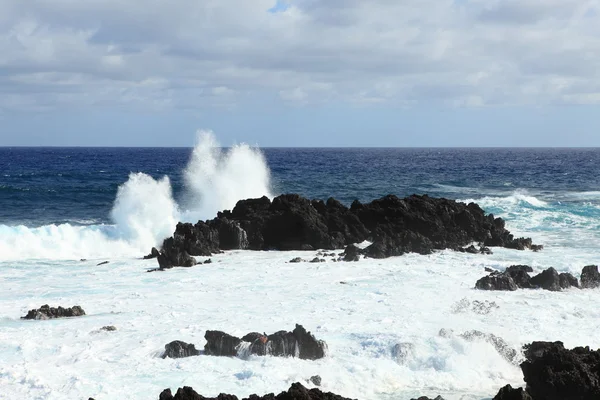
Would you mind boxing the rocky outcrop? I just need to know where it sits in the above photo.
[410,397,445,400]
[204,324,327,360]
[493,385,533,400]
[162,341,201,359]
[580,265,600,289]
[521,341,600,400]
[154,194,538,266]
[158,382,356,400]
[21,304,86,320]
[476,266,582,292]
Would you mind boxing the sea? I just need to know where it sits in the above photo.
[1,132,600,400]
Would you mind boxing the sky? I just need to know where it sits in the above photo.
[1,0,600,147]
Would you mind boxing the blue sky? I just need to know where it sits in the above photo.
[1,0,599,147]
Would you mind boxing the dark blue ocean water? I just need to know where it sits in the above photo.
[1,147,600,226]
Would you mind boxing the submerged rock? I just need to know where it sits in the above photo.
[21,304,86,320]
[459,330,518,364]
[204,324,327,360]
[158,382,356,400]
[154,194,538,266]
[309,375,322,386]
[475,272,518,291]
[162,340,200,359]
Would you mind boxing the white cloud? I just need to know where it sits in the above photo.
[0,0,599,112]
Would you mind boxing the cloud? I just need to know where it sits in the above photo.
[1,0,599,112]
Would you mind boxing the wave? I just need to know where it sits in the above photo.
[0,130,271,262]
[459,190,549,209]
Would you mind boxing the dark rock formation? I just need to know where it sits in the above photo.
[289,257,303,263]
[96,261,109,266]
[21,304,86,320]
[530,267,578,291]
[521,341,600,400]
[505,265,534,289]
[162,340,201,359]
[158,382,356,400]
[410,396,445,400]
[475,272,518,291]
[101,325,116,331]
[581,265,600,289]
[493,385,532,400]
[204,324,326,360]
[309,375,322,386]
[144,247,160,259]
[154,194,537,266]
[342,244,360,261]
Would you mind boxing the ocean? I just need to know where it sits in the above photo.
[1,133,600,399]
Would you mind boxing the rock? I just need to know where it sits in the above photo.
[391,342,414,364]
[96,261,109,266]
[310,257,321,263]
[459,330,518,364]
[143,247,160,259]
[204,324,327,360]
[154,194,537,265]
[581,265,600,289]
[521,341,600,400]
[459,244,479,254]
[101,325,116,331]
[531,244,544,252]
[309,375,322,386]
[159,382,356,400]
[480,246,493,255]
[410,396,445,400]
[530,267,562,291]
[204,258,212,264]
[162,340,200,359]
[493,385,532,400]
[204,331,242,357]
[21,304,86,320]
[485,267,496,273]
[559,272,579,289]
[475,272,518,291]
[505,265,533,289]
[290,257,303,263]
[342,244,361,261]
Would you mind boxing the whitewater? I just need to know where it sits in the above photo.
[1,138,600,399]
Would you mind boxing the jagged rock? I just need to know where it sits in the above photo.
[475,272,518,291]
[309,375,322,386]
[162,340,200,359]
[310,257,325,263]
[521,341,600,400]
[290,257,303,263]
[581,265,600,289]
[342,244,361,261]
[159,382,356,400]
[530,267,563,291]
[143,247,160,259]
[204,324,327,360]
[458,244,479,254]
[21,305,86,320]
[493,385,532,400]
[154,194,537,265]
[505,265,533,289]
[559,272,579,289]
[460,330,518,364]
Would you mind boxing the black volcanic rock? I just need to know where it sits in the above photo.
[493,385,532,400]
[475,272,518,291]
[21,304,86,320]
[521,341,600,400]
[530,267,563,291]
[162,341,200,359]
[505,265,534,289]
[581,265,600,289]
[342,244,360,261]
[204,324,326,360]
[158,383,356,400]
[410,396,445,400]
[155,194,539,266]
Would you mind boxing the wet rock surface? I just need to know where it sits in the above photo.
[21,304,86,320]
[476,265,589,292]
[204,324,327,360]
[154,194,537,266]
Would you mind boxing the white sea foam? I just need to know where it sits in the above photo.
[0,131,272,262]
[1,248,599,400]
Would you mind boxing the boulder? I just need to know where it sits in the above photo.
[21,304,86,320]
[505,265,533,289]
[521,341,600,400]
[143,247,160,259]
[342,244,361,262]
[204,331,242,357]
[309,375,322,386]
[530,268,562,291]
[581,265,600,289]
[475,272,518,291]
[162,341,200,359]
